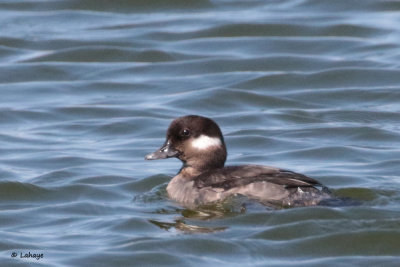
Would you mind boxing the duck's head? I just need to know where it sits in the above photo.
[145,115,227,172]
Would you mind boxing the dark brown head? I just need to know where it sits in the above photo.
[145,115,227,173]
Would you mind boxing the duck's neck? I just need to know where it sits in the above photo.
[177,146,227,179]
[178,165,203,178]
[178,161,223,179]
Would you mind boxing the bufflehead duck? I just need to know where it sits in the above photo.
[145,115,332,207]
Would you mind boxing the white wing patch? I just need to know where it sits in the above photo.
[191,135,222,150]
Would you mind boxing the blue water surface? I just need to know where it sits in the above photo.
[1,0,400,266]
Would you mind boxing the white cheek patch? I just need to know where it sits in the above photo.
[191,135,222,150]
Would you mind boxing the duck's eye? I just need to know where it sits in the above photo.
[181,129,190,137]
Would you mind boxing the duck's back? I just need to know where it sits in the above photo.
[192,165,332,207]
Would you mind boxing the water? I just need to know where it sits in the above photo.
[1,0,400,266]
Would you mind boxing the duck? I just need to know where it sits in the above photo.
[145,115,332,208]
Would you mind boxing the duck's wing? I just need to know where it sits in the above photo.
[194,165,322,190]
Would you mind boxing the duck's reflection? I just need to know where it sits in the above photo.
[148,195,268,233]
[149,219,227,233]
